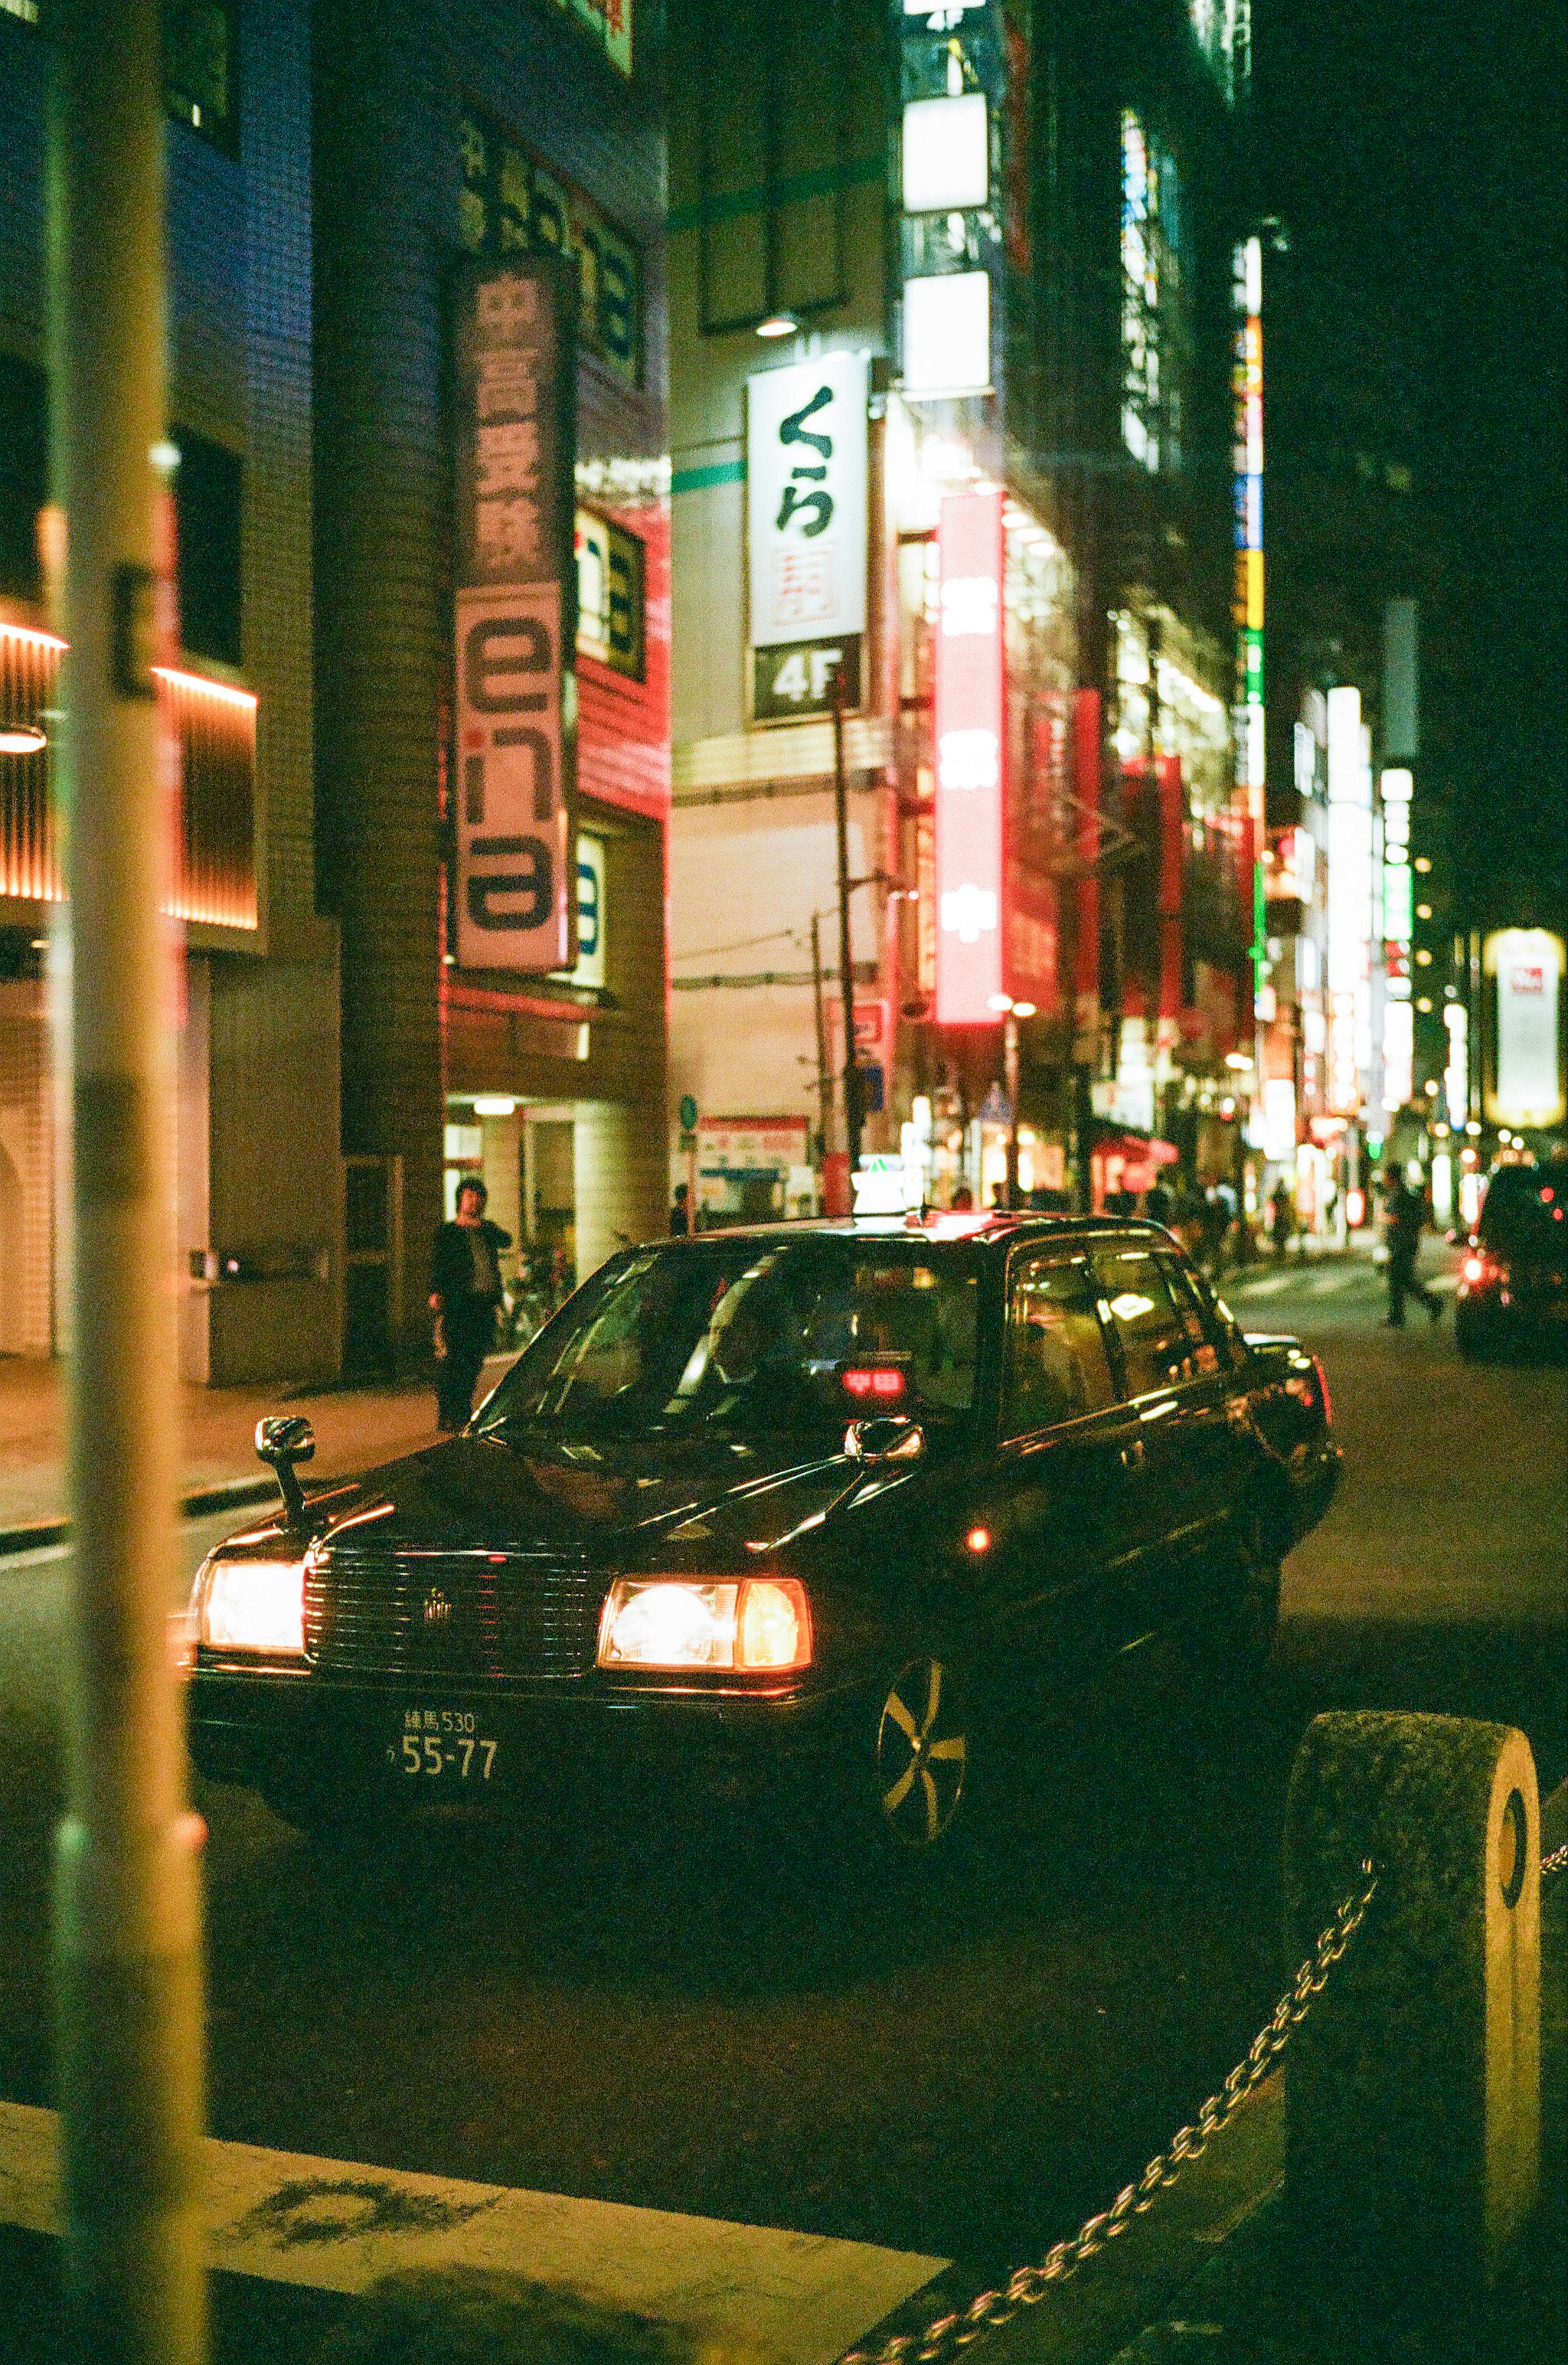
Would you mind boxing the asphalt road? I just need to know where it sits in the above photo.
[0,1248,1562,2289]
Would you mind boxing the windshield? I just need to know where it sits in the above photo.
[477,1238,983,1444]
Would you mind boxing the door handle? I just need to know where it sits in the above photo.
[1120,1439,1145,1472]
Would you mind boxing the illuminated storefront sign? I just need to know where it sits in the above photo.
[747,352,868,720]
[575,509,644,678]
[452,254,577,973]
[902,273,992,397]
[1486,928,1566,1126]
[934,487,1004,1023]
[459,111,641,389]
[898,0,1012,403]
[901,91,989,213]
[1379,765,1413,1101]
[1443,1001,1468,1130]
[1232,234,1264,980]
[570,833,606,991]
[1324,686,1371,1116]
[1124,115,1189,473]
[545,0,632,78]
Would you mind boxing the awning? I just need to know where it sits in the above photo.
[1090,1129,1179,1167]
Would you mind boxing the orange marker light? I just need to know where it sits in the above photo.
[1463,1256,1484,1283]
[965,1526,991,1555]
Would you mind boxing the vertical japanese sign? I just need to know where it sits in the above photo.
[1487,929,1566,1127]
[934,487,1005,1024]
[747,352,868,722]
[453,256,576,972]
[1231,234,1265,979]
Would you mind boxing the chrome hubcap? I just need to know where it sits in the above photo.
[876,1658,967,1846]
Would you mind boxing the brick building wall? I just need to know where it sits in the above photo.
[313,0,668,1338]
[0,0,341,1383]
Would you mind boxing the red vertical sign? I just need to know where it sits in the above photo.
[1157,752,1184,1025]
[934,488,1005,1025]
[1072,686,1101,1021]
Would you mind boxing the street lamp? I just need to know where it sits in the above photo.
[987,993,1037,1207]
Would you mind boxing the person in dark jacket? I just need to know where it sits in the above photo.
[1383,1169,1442,1328]
[430,1177,513,1431]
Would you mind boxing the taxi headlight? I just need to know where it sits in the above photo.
[597,1577,811,1672]
[197,1559,307,1656]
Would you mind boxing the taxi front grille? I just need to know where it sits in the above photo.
[304,1544,602,1678]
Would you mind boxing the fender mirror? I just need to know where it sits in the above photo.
[254,1415,315,1528]
[845,1416,925,1466]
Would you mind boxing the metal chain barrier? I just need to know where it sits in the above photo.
[838,1859,1380,2365]
[1542,1842,1568,1880]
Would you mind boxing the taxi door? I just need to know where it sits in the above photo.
[1091,1242,1213,1641]
[989,1248,1145,1679]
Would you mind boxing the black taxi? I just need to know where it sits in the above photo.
[187,1216,1339,1853]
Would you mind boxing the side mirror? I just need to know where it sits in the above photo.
[845,1416,925,1466]
[255,1415,315,1528]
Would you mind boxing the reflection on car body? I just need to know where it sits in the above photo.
[187,1216,1341,1855]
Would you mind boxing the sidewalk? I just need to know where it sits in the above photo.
[1,1783,1560,2362]
[0,1352,511,1552]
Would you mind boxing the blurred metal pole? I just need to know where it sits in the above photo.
[1003,1011,1020,1207]
[831,670,862,1176]
[810,911,833,1164]
[47,4,208,2360]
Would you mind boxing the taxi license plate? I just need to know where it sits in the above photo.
[390,1709,499,1783]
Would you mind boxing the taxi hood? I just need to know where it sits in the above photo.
[262,1429,872,1562]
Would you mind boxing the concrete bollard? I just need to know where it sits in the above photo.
[1283,1710,1540,2302]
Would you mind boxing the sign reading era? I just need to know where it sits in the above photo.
[453,256,577,973]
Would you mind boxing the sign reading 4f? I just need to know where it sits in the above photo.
[748,352,867,654]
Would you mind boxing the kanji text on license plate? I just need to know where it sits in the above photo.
[392,1708,498,1781]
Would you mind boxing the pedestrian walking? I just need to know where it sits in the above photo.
[669,1181,690,1236]
[430,1176,513,1432]
[1200,1183,1232,1277]
[1269,1177,1293,1261]
[1382,1169,1442,1328]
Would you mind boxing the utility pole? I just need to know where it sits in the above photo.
[1003,1008,1021,1207]
[809,911,833,1169]
[47,6,208,2361]
[831,668,862,1179]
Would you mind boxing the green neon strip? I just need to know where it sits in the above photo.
[667,154,884,234]
[672,458,747,494]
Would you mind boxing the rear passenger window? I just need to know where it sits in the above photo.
[1158,1256,1226,1375]
[1094,1248,1197,1398]
[1004,1257,1116,1437]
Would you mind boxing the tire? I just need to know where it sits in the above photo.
[1184,1508,1281,1677]
[858,1655,972,1855]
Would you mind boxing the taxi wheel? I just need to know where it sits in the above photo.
[867,1656,970,1852]
[1186,1509,1281,1677]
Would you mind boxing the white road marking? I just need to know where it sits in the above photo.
[0,2100,944,2365]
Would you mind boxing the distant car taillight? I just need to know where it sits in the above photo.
[1463,1255,1484,1284]
[1311,1354,1332,1429]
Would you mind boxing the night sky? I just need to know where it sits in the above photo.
[1254,0,1566,925]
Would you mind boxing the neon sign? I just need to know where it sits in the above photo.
[934,488,1004,1024]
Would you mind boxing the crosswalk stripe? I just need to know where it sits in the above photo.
[0,2100,944,2362]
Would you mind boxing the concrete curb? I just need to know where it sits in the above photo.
[0,1474,281,1562]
